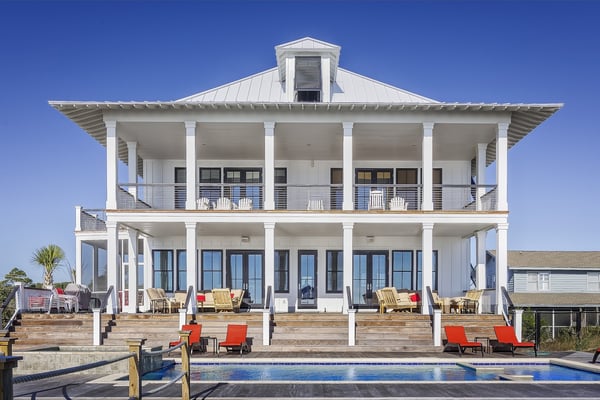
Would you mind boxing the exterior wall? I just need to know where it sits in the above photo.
[513,270,600,293]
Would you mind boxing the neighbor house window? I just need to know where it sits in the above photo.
[326,250,343,293]
[527,272,551,291]
[588,272,600,291]
[274,250,289,293]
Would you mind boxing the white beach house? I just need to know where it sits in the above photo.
[50,37,561,315]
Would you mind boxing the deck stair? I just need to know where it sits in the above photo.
[441,314,506,341]
[10,313,95,349]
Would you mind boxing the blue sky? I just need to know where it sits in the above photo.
[0,0,598,284]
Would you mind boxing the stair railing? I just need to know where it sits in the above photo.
[1,284,20,331]
[426,286,442,346]
[100,285,115,313]
[262,286,273,346]
[345,286,356,346]
[500,286,514,325]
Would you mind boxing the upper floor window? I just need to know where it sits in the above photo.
[527,271,550,291]
[295,56,321,102]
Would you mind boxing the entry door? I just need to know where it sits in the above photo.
[298,250,317,309]
[353,251,388,308]
[227,251,264,308]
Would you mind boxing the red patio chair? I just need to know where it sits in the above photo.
[444,325,484,357]
[494,325,537,357]
[218,324,250,356]
[168,323,203,354]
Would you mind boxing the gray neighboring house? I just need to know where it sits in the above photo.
[490,250,600,337]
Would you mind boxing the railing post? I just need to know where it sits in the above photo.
[0,355,22,400]
[262,309,271,346]
[179,308,187,328]
[127,338,146,400]
[348,308,356,346]
[93,308,102,345]
[0,337,16,356]
[179,330,191,400]
[433,309,442,347]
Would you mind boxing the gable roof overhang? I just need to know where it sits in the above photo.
[49,101,562,166]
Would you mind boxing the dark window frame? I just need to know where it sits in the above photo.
[326,250,344,293]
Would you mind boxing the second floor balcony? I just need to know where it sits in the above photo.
[116,183,497,212]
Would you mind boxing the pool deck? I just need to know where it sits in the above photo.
[12,350,600,399]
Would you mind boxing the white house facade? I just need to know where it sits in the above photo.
[50,37,561,315]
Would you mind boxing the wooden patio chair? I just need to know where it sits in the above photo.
[493,325,537,357]
[212,288,234,312]
[237,198,253,210]
[196,197,210,210]
[230,289,245,312]
[213,197,233,210]
[389,196,408,210]
[444,325,484,357]
[219,324,250,356]
[146,288,166,313]
[378,287,414,313]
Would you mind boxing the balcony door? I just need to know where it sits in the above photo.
[355,169,393,210]
[224,168,262,208]
[227,250,264,308]
[298,250,318,309]
[353,251,388,308]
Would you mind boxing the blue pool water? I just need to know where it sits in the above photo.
[142,362,600,382]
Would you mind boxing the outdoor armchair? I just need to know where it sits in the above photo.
[493,325,537,357]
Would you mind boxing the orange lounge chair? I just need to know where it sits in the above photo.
[218,324,250,356]
[494,325,537,357]
[169,323,204,354]
[444,325,484,357]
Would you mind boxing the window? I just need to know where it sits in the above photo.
[392,250,413,290]
[176,250,187,291]
[295,56,321,102]
[527,271,551,291]
[416,250,438,291]
[588,272,600,291]
[326,250,343,293]
[330,168,343,210]
[538,272,550,291]
[275,168,287,210]
[199,168,221,204]
[396,168,418,210]
[201,250,222,290]
[174,168,186,209]
[274,250,289,293]
[152,250,173,291]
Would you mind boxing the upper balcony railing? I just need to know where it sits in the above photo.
[115,183,497,212]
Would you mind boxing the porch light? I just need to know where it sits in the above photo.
[366,236,375,243]
[241,235,250,243]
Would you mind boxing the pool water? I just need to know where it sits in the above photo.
[142,362,600,382]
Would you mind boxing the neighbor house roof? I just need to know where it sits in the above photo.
[510,292,600,308]
[500,251,600,270]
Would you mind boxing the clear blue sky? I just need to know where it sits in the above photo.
[1,0,598,284]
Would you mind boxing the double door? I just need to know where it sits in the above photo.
[353,251,388,308]
[227,251,264,307]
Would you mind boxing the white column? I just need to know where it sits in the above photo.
[342,122,354,211]
[422,122,434,211]
[185,222,198,314]
[421,222,434,314]
[475,230,487,290]
[106,221,119,314]
[185,121,197,210]
[496,122,509,211]
[342,222,354,312]
[264,222,275,300]
[495,223,509,314]
[321,56,331,103]
[513,309,524,341]
[142,237,152,312]
[75,235,82,285]
[126,228,138,313]
[264,122,275,210]
[105,120,118,209]
[127,141,138,199]
[476,143,487,210]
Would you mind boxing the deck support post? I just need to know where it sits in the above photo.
[179,331,191,400]
[0,355,21,400]
[513,309,524,341]
[127,338,146,400]
[93,308,102,345]
[433,309,442,347]
[262,309,271,346]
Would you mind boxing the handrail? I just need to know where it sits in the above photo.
[184,285,194,311]
[264,286,272,311]
[500,286,513,325]
[425,286,435,315]
[1,285,20,330]
[345,286,353,311]
[101,285,114,313]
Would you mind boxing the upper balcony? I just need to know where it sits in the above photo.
[116,182,497,212]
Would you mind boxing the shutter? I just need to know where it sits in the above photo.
[295,56,321,90]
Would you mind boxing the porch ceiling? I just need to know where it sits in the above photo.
[120,219,491,239]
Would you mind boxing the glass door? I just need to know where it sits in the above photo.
[353,251,388,308]
[298,250,317,309]
[227,251,264,308]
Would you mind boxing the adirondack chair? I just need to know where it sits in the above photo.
[368,190,385,210]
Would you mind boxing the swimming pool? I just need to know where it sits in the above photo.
[142,360,600,382]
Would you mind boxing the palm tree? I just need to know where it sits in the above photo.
[31,244,65,288]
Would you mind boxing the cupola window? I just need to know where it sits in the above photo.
[295,56,321,102]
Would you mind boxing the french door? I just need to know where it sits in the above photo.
[226,250,264,308]
[353,251,388,308]
[298,250,318,309]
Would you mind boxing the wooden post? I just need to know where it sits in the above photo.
[0,337,16,357]
[179,330,191,400]
[127,338,146,400]
[0,355,22,400]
